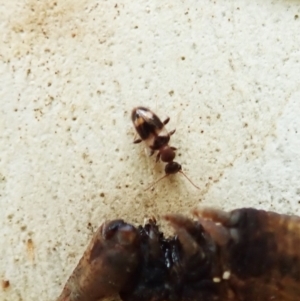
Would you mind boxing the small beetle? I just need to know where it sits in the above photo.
[131,106,199,189]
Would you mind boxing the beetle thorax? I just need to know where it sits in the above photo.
[160,146,176,163]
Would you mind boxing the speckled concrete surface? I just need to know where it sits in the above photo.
[1,0,300,300]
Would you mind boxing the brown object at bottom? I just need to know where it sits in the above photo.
[56,208,300,301]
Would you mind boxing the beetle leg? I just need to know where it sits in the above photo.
[155,152,160,162]
[147,149,154,157]
[169,129,176,136]
[163,117,170,125]
[133,138,142,144]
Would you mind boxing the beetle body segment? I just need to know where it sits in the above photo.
[131,106,171,151]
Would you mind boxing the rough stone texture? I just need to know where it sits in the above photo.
[0,0,300,300]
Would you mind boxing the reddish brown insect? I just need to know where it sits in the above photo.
[131,106,199,189]
[56,207,300,301]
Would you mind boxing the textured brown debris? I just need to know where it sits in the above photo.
[56,219,140,301]
[56,208,300,301]
[2,280,10,290]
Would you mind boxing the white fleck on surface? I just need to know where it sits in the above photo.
[222,271,231,280]
[213,277,221,283]
[0,0,300,300]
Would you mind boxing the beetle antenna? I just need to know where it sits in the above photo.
[144,174,169,191]
[179,171,200,190]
